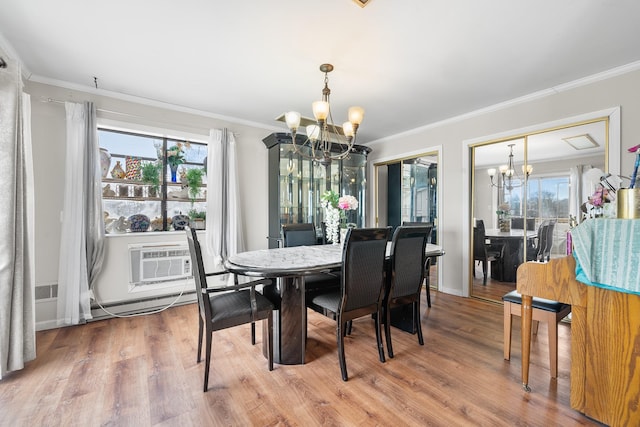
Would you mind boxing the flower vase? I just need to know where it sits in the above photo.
[499,218,511,232]
[170,164,178,182]
[340,228,348,248]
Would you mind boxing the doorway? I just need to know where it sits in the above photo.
[374,148,442,291]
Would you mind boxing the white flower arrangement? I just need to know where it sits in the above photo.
[321,191,359,243]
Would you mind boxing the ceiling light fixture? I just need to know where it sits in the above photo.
[487,144,532,191]
[278,63,364,165]
[353,0,371,7]
[562,134,599,150]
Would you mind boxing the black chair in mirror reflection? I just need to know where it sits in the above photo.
[306,227,391,381]
[473,220,505,285]
[401,221,435,307]
[510,217,536,231]
[526,219,556,262]
[383,225,431,358]
[281,223,340,296]
[185,227,274,392]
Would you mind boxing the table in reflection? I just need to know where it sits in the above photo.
[485,229,537,283]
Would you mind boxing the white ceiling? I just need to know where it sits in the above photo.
[2,1,640,144]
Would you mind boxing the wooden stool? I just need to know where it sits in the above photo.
[503,290,571,378]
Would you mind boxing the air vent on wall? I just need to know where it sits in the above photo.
[129,244,192,285]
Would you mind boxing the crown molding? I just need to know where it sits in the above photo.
[367,60,640,147]
[28,74,281,133]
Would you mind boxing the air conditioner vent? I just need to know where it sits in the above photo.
[129,244,192,285]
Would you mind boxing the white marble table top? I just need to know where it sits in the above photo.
[225,243,444,278]
[485,228,537,239]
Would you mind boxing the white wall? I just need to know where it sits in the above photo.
[27,81,275,329]
[28,67,640,327]
[366,68,640,297]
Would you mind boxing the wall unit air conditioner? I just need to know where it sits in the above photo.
[129,244,192,285]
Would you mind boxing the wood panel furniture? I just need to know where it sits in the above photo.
[517,256,640,426]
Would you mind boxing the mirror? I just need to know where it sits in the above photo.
[374,150,441,289]
[470,119,609,302]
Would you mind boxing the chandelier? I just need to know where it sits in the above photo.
[487,144,533,191]
[278,64,364,166]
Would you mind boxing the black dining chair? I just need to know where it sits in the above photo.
[383,225,431,358]
[306,227,391,381]
[281,223,340,296]
[402,221,435,307]
[282,223,318,246]
[185,227,274,391]
[527,220,556,262]
[473,225,504,285]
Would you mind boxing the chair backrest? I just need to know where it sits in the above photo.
[475,219,485,232]
[540,220,556,259]
[473,226,488,261]
[389,225,431,299]
[341,228,391,312]
[511,217,536,231]
[185,227,211,321]
[402,221,434,242]
[282,223,317,247]
[510,217,524,230]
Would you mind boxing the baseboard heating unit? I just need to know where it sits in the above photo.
[90,291,196,320]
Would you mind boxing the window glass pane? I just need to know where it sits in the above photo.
[99,128,207,232]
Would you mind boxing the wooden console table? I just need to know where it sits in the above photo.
[517,256,640,426]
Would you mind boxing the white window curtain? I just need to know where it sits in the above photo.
[0,56,36,380]
[57,102,105,325]
[205,128,244,267]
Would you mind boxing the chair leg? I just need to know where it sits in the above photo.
[504,303,513,360]
[546,312,558,378]
[267,316,274,371]
[337,322,348,381]
[251,322,256,345]
[414,300,424,346]
[384,302,394,359]
[197,316,204,363]
[482,260,488,285]
[424,259,432,308]
[375,309,386,364]
[203,330,212,392]
[346,320,353,335]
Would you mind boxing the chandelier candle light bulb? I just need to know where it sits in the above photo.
[280,63,364,165]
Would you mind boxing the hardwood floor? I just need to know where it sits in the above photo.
[0,291,600,426]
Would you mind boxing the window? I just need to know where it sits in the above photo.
[99,127,208,232]
[503,175,569,219]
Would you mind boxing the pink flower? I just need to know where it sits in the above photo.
[338,195,358,211]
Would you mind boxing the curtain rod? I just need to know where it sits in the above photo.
[38,96,223,136]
